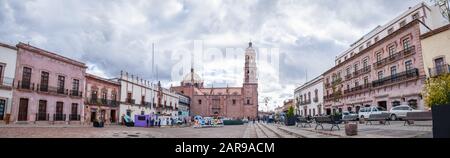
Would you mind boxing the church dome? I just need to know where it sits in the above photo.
[181,68,203,86]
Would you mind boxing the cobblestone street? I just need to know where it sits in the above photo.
[0,121,432,138]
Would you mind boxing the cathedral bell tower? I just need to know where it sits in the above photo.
[244,42,257,84]
[242,41,258,119]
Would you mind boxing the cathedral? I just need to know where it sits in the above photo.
[171,42,258,119]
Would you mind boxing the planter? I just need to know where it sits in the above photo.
[345,123,358,136]
[432,104,450,138]
[285,117,296,126]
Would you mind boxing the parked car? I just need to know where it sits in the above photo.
[342,111,358,120]
[389,105,424,120]
[358,106,388,120]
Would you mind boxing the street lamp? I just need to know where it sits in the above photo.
[431,0,450,22]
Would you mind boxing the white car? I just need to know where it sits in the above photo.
[389,105,423,120]
[342,111,358,120]
[358,106,388,120]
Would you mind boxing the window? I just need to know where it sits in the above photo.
[412,13,419,20]
[366,41,372,47]
[354,79,359,87]
[126,92,132,103]
[308,92,311,102]
[403,38,411,50]
[37,100,47,121]
[57,75,65,94]
[400,20,406,27]
[22,67,32,89]
[391,66,397,76]
[71,103,78,115]
[378,71,384,79]
[247,99,250,105]
[40,72,49,92]
[388,27,394,34]
[0,65,3,83]
[102,91,107,102]
[198,100,202,104]
[405,60,413,71]
[314,89,318,102]
[55,102,64,121]
[350,52,354,56]
[347,84,350,90]
[141,96,145,105]
[354,63,359,72]
[232,99,236,105]
[346,67,351,76]
[364,76,369,85]
[363,58,368,68]
[388,46,396,56]
[374,36,379,43]
[72,79,79,95]
[359,46,364,52]
[376,52,382,61]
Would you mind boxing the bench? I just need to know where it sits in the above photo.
[365,113,390,125]
[314,116,342,131]
[403,111,432,126]
[342,115,358,123]
[296,117,312,128]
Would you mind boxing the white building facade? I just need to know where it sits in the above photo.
[0,43,17,122]
[294,76,324,117]
[118,72,157,123]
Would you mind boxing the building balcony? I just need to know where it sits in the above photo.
[16,80,35,91]
[124,98,135,105]
[429,64,450,78]
[299,100,312,105]
[345,74,352,81]
[69,90,83,98]
[69,114,80,121]
[87,98,119,107]
[343,84,371,96]
[353,66,372,77]
[37,85,69,96]
[372,68,419,88]
[36,113,49,121]
[53,113,66,121]
[374,46,416,69]
[0,77,14,90]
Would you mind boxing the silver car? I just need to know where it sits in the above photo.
[388,105,422,120]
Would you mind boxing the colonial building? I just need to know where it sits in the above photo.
[420,24,450,78]
[171,42,259,119]
[294,76,324,117]
[176,93,190,120]
[12,43,86,123]
[84,73,120,124]
[117,72,178,123]
[0,42,17,123]
[322,3,448,114]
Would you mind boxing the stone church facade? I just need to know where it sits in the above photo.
[171,42,258,119]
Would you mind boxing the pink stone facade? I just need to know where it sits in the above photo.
[323,20,427,115]
[11,43,87,123]
[84,74,120,124]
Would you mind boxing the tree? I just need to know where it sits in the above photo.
[423,74,450,107]
[287,106,295,118]
[431,0,450,22]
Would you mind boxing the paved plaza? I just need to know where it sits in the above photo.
[0,121,432,138]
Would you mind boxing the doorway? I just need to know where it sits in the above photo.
[90,109,97,122]
[110,110,116,123]
[18,98,29,121]
[378,101,387,110]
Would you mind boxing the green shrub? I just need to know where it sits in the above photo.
[223,120,244,125]
[424,74,450,107]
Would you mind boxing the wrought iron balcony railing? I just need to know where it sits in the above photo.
[372,68,419,87]
[0,77,14,90]
[36,113,49,121]
[429,64,450,78]
[374,46,416,69]
[53,113,66,121]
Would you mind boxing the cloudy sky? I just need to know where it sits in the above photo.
[0,0,426,111]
